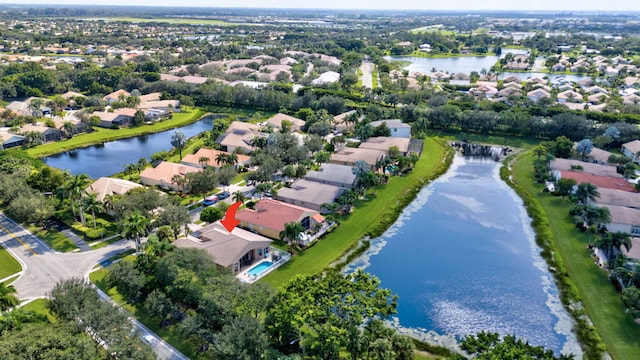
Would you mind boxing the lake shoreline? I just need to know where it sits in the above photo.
[26,107,208,158]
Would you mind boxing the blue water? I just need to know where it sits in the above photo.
[247,261,273,277]
[42,116,215,179]
[345,156,580,357]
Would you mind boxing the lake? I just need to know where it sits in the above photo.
[386,52,591,83]
[344,154,581,357]
[42,116,215,179]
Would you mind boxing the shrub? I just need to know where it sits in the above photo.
[200,206,223,223]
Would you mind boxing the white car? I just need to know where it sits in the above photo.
[142,334,156,344]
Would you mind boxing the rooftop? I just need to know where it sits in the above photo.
[236,198,322,233]
[560,171,635,192]
[277,180,344,207]
[550,158,621,178]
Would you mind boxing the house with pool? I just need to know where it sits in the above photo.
[173,221,289,283]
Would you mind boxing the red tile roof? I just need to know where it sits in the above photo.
[560,171,635,192]
[236,199,319,233]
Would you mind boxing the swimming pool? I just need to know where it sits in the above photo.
[247,261,274,278]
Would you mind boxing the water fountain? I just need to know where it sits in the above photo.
[451,141,510,161]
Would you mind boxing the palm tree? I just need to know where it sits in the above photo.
[171,174,187,192]
[138,157,148,169]
[121,212,150,253]
[0,283,19,311]
[24,131,44,146]
[170,131,187,159]
[610,266,639,289]
[62,121,75,139]
[61,174,91,225]
[225,152,239,167]
[198,156,210,168]
[595,232,632,262]
[279,222,305,246]
[574,182,599,205]
[81,192,104,229]
[124,163,137,178]
[145,235,174,259]
[27,98,45,117]
[215,152,228,167]
[103,193,118,214]
[233,190,246,204]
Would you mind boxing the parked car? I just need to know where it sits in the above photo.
[218,191,231,200]
[203,195,218,206]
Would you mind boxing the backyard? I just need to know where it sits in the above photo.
[262,137,451,288]
[512,153,640,360]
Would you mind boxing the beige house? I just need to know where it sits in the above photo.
[216,121,263,153]
[622,140,640,164]
[330,147,387,167]
[276,180,345,213]
[85,177,143,202]
[103,89,130,104]
[360,136,411,155]
[139,161,202,191]
[265,113,305,131]
[174,222,272,274]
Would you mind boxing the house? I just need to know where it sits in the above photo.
[621,140,640,164]
[550,159,621,178]
[139,161,202,191]
[181,148,251,169]
[139,100,180,113]
[215,121,263,153]
[557,90,583,103]
[470,85,498,98]
[20,124,63,142]
[91,111,134,128]
[331,147,387,167]
[369,119,412,138]
[360,136,411,155]
[265,113,305,131]
[502,76,520,84]
[85,177,143,202]
[103,89,130,104]
[623,94,640,105]
[174,222,272,274]
[622,237,640,261]
[333,110,357,132]
[312,71,340,85]
[558,171,635,192]
[587,93,609,104]
[527,88,551,103]
[6,101,33,117]
[276,180,345,213]
[575,145,613,165]
[599,205,640,236]
[0,131,25,149]
[595,188,640,210]
[236,198,325,241]
[304,163,357,189]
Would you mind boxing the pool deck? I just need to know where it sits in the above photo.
[237,247,291,283]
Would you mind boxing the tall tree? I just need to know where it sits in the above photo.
[574,182,599,205]
[81,192,104,229]
[0,283,19,312]
[121,212,150,253]
[60,174,91,225]
[170,130,187,159]
[279,222,304,246]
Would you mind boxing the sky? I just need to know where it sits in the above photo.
[3,0,640,12]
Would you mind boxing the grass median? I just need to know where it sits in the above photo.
[262,137,452,288]
[0,246,22,279]
[26,107,206,158]
[512,153,640,359]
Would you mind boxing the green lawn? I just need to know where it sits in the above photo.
[28,226,78,253]
[27,108,206,158]
[262,137,451,288]
[427,130,541,149]
[21,298,57,322]
[0,246,22,279]
[513,154,640,360]
[90,269,200,359]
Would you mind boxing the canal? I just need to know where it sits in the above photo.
[345,154,581,357]
[42,116,215,179]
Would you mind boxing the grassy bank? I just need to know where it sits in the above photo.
[509,153,640,359]
[262,137,453,288]
[26,108,206,158]
[0,246,22,279]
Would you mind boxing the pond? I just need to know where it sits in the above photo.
[42,116,215,179]
[386,51,592,83]
[344,154,581,357]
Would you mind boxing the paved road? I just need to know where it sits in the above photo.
[0,213,132,300]
[0,213,189,359]
[360,61,374,89]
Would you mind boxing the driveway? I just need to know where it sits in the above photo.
[0,213,131,300]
